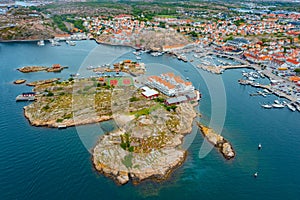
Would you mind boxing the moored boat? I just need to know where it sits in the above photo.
[261,104,272,109]
[287,103,296,112]
[37,40,45,46]
[272,103,285,108]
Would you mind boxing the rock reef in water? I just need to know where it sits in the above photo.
[13,79,26,84]
[197,123,235,160]
[18,65,66,73]
[18,66,48,73]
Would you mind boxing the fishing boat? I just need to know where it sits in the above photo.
[261,104,272,109]
[287,103,296,112]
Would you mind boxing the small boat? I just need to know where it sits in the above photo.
[136,56,141,60]
[258,143,262,150]
[58,124,67,129]
[37,40,45,46]
[253,82,260,87]
[86,66,95,70]
[133,51,141,56]
[186,77,189,80]
[263,89,270,93]
[254,172,258,178]
[296,105,300,112]
[274,100,280,104]
[272,103,285,108]
[261,104,272,109]
[287,103,296,112]
[70,73,80,78]
[66,40,76,46]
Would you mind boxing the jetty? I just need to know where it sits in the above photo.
[238,79,297,102]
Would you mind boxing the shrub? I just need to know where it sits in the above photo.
[47,92,54,96]
[56,118,63,123]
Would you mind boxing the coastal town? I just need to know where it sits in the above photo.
[3,0,300,187]
[3,0,300,111]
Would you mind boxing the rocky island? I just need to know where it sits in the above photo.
[23,72,200,185]
[197,123,235,160]
[13,79,26,84]
[93,101,197,185]
[18,64,66,73]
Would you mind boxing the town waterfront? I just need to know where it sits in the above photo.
[0,41,300,200]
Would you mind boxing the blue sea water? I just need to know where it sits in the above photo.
[0,41,300,200]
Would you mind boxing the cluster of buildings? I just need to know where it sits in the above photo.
[85,14,150,45]
[144,73,198,105]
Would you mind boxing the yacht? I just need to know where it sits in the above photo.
[37,40,45,46]
[287,103,296,112]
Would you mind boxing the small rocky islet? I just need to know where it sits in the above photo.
[197,123,235,160]
[18,64,67,73]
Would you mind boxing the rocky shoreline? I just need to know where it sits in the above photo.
[197,123,235,160]
[92,129,187,185]
[26,78,60,87]
[23,107,112,128]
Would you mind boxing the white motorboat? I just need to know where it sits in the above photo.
[261,104,272,109]
[296,105,300,112]
[136,56,141,60]
[272,103,285,108]
[287,103,296,112]
[66,40,76,46]
[37,40,45,46]
[274,100,280,104]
